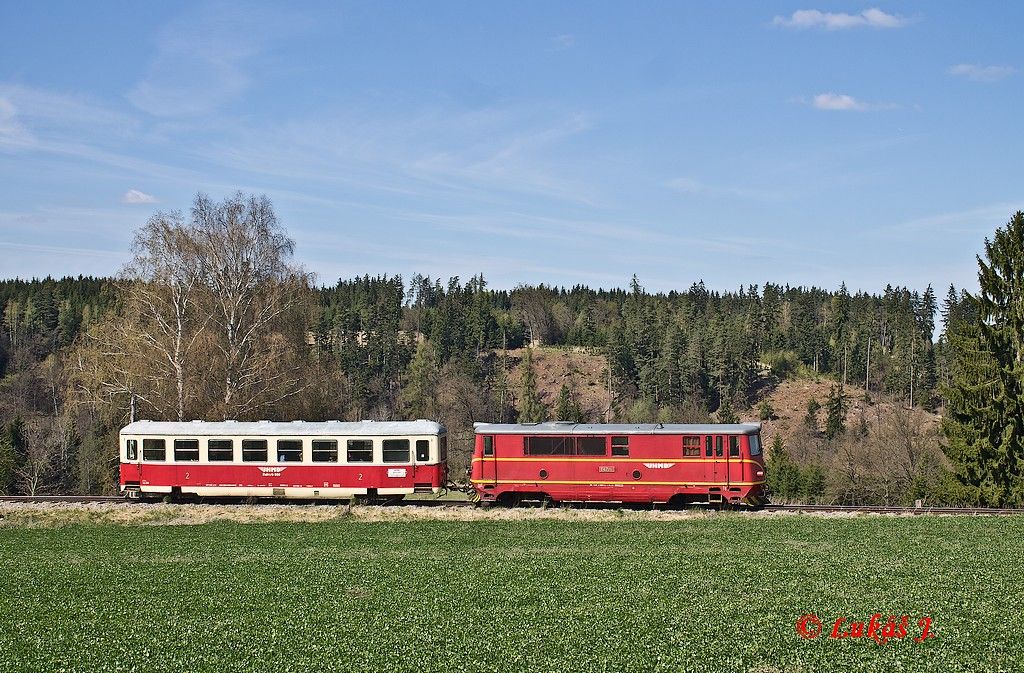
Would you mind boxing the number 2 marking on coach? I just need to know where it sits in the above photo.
[358,473,363,481]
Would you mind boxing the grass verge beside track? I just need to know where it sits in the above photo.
[0,515,1021,672]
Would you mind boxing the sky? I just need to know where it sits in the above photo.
[0,1,1021,295]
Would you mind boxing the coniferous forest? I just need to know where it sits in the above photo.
[1,193,1021,506]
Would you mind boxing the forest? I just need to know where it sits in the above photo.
[0,193,1020,506]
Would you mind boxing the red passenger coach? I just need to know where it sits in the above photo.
[471,422,765,507]
[119,420,447,501]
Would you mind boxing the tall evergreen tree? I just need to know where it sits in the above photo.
[824,384,847,439]
[944,211,1024,506]
[518,348,546,423]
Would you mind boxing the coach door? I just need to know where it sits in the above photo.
[480,435,497,485]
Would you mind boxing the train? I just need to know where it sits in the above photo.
[118,419,765,507]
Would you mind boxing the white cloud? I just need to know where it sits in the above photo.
[666,177,781,200]
[947,64,1015,82]
[127,4,310,117]
[121,189,159,204]
[812,93,868,111]
[773,8,909,30]
[551,34,575,50]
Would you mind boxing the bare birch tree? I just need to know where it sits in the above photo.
[192,192,311,419]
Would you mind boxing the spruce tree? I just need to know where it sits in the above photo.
[824,385,847,439]
[518,348,546,423]
[554,383,583,422]
[944,211,1024,505]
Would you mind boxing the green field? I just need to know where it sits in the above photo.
[1,514,1021,672]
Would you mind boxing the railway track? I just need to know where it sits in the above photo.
[762,503,1024,515]
[0,495,1020,515]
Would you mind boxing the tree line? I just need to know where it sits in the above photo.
[0,193,1021,506]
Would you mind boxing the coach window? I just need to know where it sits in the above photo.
[126,439,138,461]
[347,439,373,463]
[749,435,762,456]
[312,440,338,463]
[174,439,200,462]
[142,438,165,461]
[577,437,606,456]
[242,439,268,462]
[729,436,740,458]
[484,436,494,457]
[277,439,303,462]
[683,436,701,457]
[208,439,234,462]
[715,436,723,457]
[416,439,430,462]
[611,436,629,457]
[383,439,410,463]
[440,435,448,462]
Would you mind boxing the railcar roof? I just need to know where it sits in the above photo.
[121,420,445,436]
[474,422,761,435]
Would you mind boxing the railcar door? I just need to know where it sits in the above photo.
[712,435,727,487]
[480,435,497,485]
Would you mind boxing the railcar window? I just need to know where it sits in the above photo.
[683,435,701,457]
[208,439,234,462]
[383,439,410,462]
[174,439,200,462]
[577,437,606,456]
[484,436,494,456]
[242,439,268,462]
[705,435,713,457]
[715,436,723,457]
[611,436,629,457]
[142,438,165,461]
[347,439,373,463]
[126,439,138,461]
[749,435,762,456]
[525,436,573,455]
[729,436,740,457]
[312,440,338,463]
[440,435,447,462]
[416,439,430,462]
[277,439,303,462]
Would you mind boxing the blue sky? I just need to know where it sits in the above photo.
[0,2,1020,295]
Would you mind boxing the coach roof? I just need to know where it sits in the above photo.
[121,420,445,437]
[473,422,761,435]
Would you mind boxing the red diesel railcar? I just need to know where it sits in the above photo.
[470,422,765,507]
[119,420,447,500]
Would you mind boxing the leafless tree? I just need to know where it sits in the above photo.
[191,192,312,419]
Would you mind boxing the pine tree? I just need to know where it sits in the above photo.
[518,348,546,423]
[716,396,739,423]
[400,339,438,420]
[554,383,583,422]
[944,211,1024,506]
[824,385,847,439]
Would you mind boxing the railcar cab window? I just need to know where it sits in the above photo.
[347,439,372,463]
[440,436,448,462]
[126,439,138,461]
[611,436,629,457]
[483,436,494,457]
[416,439,430,462]
[524,436,572,456]
[683,435,701,457]
[383,439,410,462]
[704,435,713,457]
[577,437,606,456]
[729,436,740,458]
[142,438,165,461]
[242,439,268,462]
[208,439,234,462]
[277,439,303,462]
[749,434,762,456]
[174,439,200,462]
[312,440,338,463]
